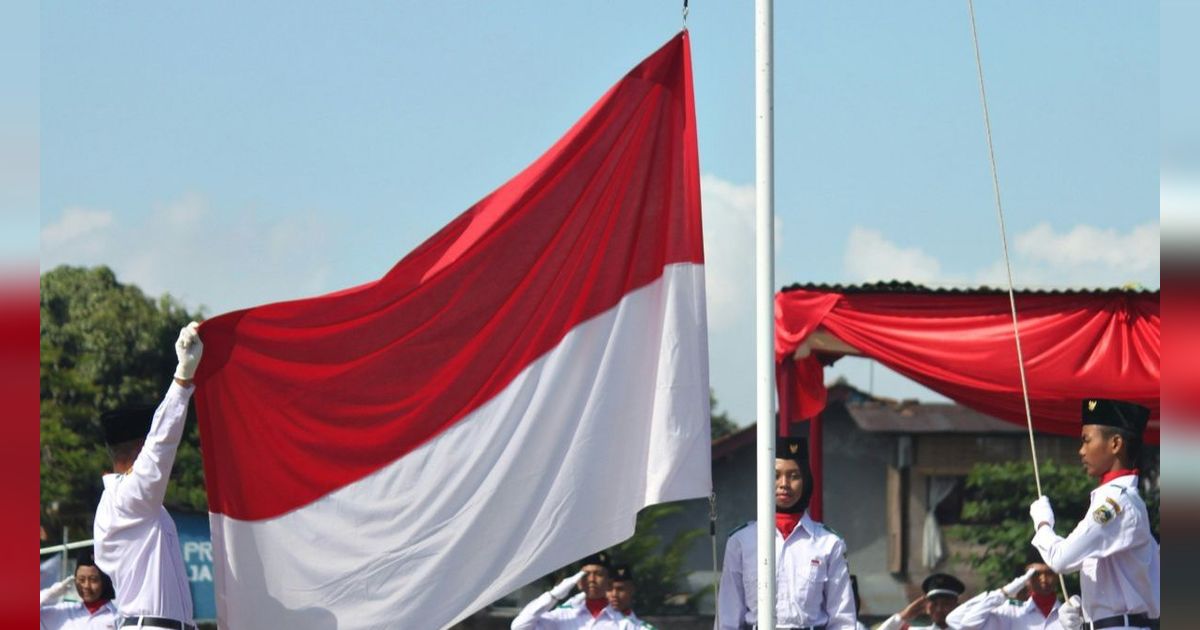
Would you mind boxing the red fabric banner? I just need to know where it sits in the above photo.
[775,288,1160,444]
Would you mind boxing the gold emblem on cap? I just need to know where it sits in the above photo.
[1088,400,1098,411]
[789,443,799,454]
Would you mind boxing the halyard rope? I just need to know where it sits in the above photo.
[966,0,1071,600]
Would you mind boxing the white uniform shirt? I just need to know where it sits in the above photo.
[93,383,195,621]
[945,590,1063,630]
[40,601,119,630]
[1032,474,1159,625]
[716,512,857,630]
[511,590,636,630]
[875,614,947,630]
[39,586,118,630]
[623,610,655,629]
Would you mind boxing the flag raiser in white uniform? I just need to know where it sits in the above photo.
[716,511,857,630]
[93,383,195,622]
[1033,473,1160,624]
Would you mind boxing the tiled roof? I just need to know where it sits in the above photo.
[844,400,1025,434]
[780,280,1157,296]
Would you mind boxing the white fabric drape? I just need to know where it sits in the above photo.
[923,476,958,569]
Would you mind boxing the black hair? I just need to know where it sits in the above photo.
[106,439,144,467]
[76,552,116,601]
[1097,425,1142,468]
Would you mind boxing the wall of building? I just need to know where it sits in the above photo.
[821,403,906,616]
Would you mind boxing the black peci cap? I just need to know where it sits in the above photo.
[1081,398,1150,437]
[611,564,635,583]
[922,573,965,599]
[100,405,156,446]
[776,436,808,464]
[579,551,612,571]
[76,550,97,568]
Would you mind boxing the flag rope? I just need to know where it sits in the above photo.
[966,0,1071,601]
[709,491,719,620]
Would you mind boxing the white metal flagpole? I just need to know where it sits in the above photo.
[754,0,777,628]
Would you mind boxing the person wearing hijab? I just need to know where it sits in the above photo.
[715,436,857,629]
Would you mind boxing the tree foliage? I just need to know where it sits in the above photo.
[40,266,207,542]
[529,503,707,616]
[946,459,1160,587]
[710,390,738,440]
[606,503,707,614]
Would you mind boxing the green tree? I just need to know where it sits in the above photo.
[710,390,738,440]
[40,265,207,542]
[946,459,1160,587]
[527,503,707,616]
[606,503,707,614]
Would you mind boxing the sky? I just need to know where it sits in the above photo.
[35,2,1161,426]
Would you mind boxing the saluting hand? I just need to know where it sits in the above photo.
[550,570,586,601]
[899,594,927,621]
[999,567,1037,598]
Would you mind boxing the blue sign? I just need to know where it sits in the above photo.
[170,511,217,622]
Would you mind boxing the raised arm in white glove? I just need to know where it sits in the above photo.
[174,321,203,382]
[1029,496,1055,531]
[511,570,587,629]
[1000,567,1037,598]
[550,570,587,602]
[40,576,75,606]
[1056,595,1082,630]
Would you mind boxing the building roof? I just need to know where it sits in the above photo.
[711,383,1025,459]
[712,424,757,461]
[780,280,1157,296]
[844,400,1025,434]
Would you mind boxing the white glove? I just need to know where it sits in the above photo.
[550,570,586,601]
[40,576,75,605]
[174,321,203,380]
[1056,595,1083,630]
[1029,496,1055,530]
[999,568,1036,598]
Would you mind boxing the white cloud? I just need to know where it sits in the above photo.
[844,226,944,284]
[1161,174,1200,245]
[40,193,336,314]
[1015,222,1159,273]
[700,174,783,330]
[41,206,113,248]
[841,222,1159,290]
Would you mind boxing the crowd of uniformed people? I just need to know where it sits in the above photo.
[515,401,1159,630]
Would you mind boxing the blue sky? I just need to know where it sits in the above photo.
[37,2,1160,425]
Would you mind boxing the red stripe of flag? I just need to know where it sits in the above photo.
[195,32,702,521]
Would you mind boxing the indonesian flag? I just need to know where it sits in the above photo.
[193,32,710,629]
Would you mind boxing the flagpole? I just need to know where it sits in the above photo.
[754,0,777,628]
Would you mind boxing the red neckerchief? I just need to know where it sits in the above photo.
[84,599,108,615]
[1100,468,1138,486]
[1031,592,1057,618]
[622,609,634,617]
[776,512,802,538]
[585,598,607,619]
